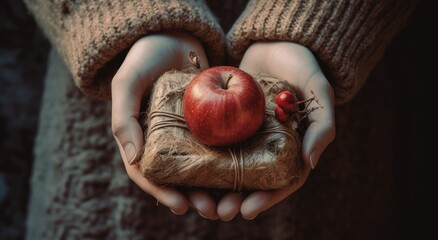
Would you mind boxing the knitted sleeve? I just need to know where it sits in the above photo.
[23,0,225,99]
[227,0,420,104]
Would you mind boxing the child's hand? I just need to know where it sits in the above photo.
[215,41,336,220]
[111,31,212,215]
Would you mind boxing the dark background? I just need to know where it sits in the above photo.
[388,1,435,238]
[0,1,49,239]
[0,1,434,239]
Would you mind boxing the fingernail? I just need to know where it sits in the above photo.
[310,151,320,170]
[198,211,208,219]
[242,215,257,220]
[123,142,137,165]
[198,211,216,220]
[222,215,236,222]
[170,209,184,216]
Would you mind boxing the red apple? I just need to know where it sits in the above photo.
[183,66,266,146]
[274,106,290,122]
[275,90,297,112]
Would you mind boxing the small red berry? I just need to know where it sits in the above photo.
[275,106,290,122]
[275,91,297,112]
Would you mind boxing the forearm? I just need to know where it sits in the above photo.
[24,0,225,99]
[227,0,421,104]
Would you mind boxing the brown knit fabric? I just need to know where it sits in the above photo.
[23,0,225,100]
[227,0,420,104]
[24,0,420,103]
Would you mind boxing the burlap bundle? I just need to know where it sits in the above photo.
[140,67,305,191]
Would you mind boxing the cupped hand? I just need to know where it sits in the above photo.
[215,41,336,220]
[111,31,219,218]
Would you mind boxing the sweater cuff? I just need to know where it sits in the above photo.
[227,0,418,104]
[24,0,225,99]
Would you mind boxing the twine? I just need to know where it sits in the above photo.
[147,109,300,192]
[147,109,248,191]
[147,110,188,138]
[228,147,244,192]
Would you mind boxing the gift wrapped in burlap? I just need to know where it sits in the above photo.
[140,67,305,191]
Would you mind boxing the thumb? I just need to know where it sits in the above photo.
[110,36,166,165]
[111,32,209,165]
[112,115,144,165]
[301,121,335,169]
[111,47,152,165]
[301,74,336,169]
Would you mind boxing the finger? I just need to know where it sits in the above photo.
[240,168,310,220]
[111,77,145,165]
[112,33,208,216]
[120,153,190,215]
[112,34,208,164]
[302,120,335,169]
[187,190,218,220]
[112,35,191,211]
[217,192,244,221]
[111,38,161,165]
[239,48,264,75]
[112,116,144,165]
[301,72,336,169]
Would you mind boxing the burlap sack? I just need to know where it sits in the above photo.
[140,67,305,191]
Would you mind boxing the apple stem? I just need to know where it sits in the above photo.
[225,74,233,89]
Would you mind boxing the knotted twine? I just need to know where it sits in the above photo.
[140,66,304,191]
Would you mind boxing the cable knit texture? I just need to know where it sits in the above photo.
[23,0,225,100]
[227,0,419,104]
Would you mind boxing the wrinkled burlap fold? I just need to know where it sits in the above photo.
[140,67,304,191]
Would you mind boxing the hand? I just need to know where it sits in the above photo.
[111,31,216,216]
[215,41,336,220]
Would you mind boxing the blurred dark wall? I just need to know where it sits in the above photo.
[0,1,50,239]
[388,1,435,238]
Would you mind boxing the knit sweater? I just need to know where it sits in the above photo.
[23,0,226,99]
[24,0,419,103]
[23,1,425,239]
[227,0,420,103]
